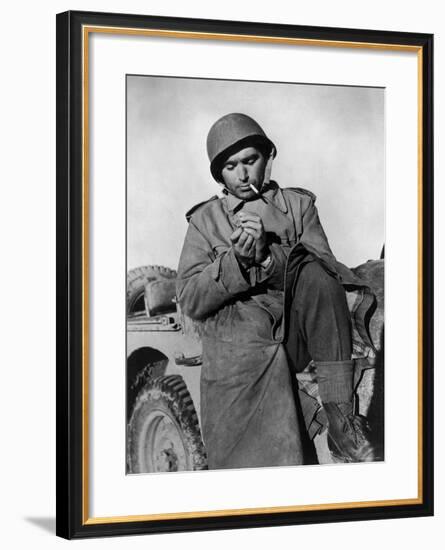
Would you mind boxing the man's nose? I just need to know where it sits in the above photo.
[237,165,248,182]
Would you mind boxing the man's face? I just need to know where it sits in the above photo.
[220,146,266,200]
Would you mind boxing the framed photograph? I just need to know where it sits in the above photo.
[56,10,434,539]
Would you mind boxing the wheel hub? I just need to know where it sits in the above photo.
[142,410,189,472]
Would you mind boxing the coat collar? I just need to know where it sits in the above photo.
[224,181,288,214]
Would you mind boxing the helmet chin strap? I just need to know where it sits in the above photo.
[260,147,275,191]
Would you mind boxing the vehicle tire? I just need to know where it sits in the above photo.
[127,375,207,473]
[126,349,168,422]
[127,265,177,315]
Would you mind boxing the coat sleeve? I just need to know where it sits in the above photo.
[298,195,337,266]
[176,219,252,320]
[254,242,288,290]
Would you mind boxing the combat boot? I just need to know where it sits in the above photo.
[323,401,376,463]
[315,359,378,463]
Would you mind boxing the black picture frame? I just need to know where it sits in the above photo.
[56,10,434,539]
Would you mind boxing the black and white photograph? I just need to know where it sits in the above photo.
[0,0,438,545]
[125,75,385,474]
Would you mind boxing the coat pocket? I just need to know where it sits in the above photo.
[202,304,233,343]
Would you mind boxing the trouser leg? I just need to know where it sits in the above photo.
[289,258,352,362]
[284,257,377,462]
[284,258,354,403]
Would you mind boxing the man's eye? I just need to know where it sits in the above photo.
[224,165,235,171]
[246,157,258,165]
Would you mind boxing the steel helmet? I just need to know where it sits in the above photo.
[206,113,276,182]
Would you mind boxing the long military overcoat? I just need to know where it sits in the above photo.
[176,182,374,470]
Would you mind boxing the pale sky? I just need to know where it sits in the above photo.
[127,75,384,271]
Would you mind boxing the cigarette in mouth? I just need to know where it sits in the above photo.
[249,184,259,194]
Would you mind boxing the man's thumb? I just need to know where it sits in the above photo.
[230,227,243,242]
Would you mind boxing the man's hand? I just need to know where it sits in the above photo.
[238,212,270,264]
[230,227,256,270]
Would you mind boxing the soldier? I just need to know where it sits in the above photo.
[176,113,376,470]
